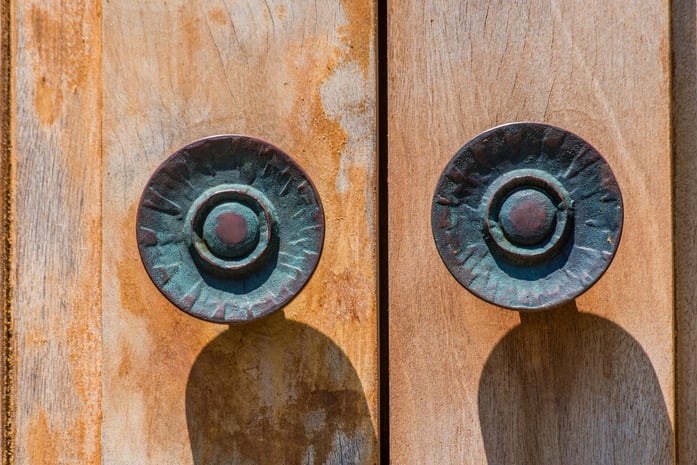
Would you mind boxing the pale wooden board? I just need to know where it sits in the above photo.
[101,1,377,464]
[673,0,697,463]
[387,1,673,463]
[10,0,102,463]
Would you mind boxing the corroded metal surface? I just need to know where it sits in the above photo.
[432,123,623,310]
[137,135,324,323]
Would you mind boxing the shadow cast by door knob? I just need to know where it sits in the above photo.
[478,303,672,464]
[186,311,376,464]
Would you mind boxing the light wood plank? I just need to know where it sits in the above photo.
[102,1,377,463]
[388,1,673,463]
[11,0,102,463]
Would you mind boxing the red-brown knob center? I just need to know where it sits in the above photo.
[499,189,556,246]
[203,203,260,258]
[215,212,248,245]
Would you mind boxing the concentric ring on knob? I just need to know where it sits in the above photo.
[431,123,623,311]
[136,135,324,323]
[482,169,573,263]
[187,185,277,275]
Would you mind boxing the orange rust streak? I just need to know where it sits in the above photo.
[17,0,103,463]
[339,0,375,77]
[27,2,94,126]
[27,411,58,464]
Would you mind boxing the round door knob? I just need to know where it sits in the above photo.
[136,135,324,323]
[432,123,623,311]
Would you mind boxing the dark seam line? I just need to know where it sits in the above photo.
[377,0,389,463]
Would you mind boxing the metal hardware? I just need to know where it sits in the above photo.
[432,122,623,310]
[136,135,324,323]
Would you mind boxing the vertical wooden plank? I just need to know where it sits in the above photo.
[11,0,102,463]
[102,1,377,463]
[673,0,697,463]
[388,1,673,463]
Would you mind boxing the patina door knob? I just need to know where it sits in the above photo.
[136,135,324,323]
[432,122,623,310]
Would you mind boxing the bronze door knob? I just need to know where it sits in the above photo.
[136,135,324,323]
[432,123,623,310]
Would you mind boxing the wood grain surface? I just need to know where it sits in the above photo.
[10,0,103,463]
[4,0,694,463]
[101,1,377,464]
[387,0,673,463]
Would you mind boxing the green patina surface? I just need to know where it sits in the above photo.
[136,135,324,324]
[432,122,623,311]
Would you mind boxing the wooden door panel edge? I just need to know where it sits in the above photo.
[673,0,697,463]
[1,0,12,462]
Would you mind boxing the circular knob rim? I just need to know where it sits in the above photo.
[136,134,324,324]
[431,122,624,311]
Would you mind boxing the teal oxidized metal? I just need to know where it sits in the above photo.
[432,123,623,310]
[137,135,324,323]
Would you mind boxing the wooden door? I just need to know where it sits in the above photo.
[2,0,695,464]
[1,1,378,463]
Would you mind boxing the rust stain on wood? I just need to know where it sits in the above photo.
[207,7,227,26]
[27,403,97,464]
[278,2,376,330]
[278,1,378,431]
[14,0,103,462]
[186,313,375,464]
[274,23,375,330]
[27,411,58,464]
[339,0,374,77]
[26,2,95,125]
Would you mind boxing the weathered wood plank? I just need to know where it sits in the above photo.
[11,0,102,463]
[102,1,377,463]
[388,0,673,463]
